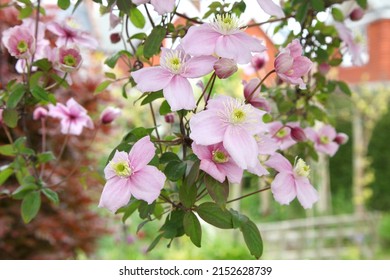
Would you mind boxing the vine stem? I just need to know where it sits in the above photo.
[174,12,203,24]
[243,15,293,29]
[194,72,216,113]
[245,69,276,103]
[149,102,162,153]
[39,118,47,177]
[226,186,271,204]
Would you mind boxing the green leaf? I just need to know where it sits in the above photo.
[105,50,132,68]
[138,201,155,219]
[42,188,59,205]
[240,219,263,259]
[130,7,146,28]
[160,209,185,239]
[180,161,200,208]
[231,0,246,16]
[310,0,324,12]
[183,212,202,247]
[37,151,56,164]
[296,2,309,25]
[356,0,367,9]
[57,0,71,10]
[141,90,164,105]
[197,202,233,229]
[230,209,249,229]
[159,100,172,115]
[95,80,111,94]
[332,7,344,22]
[122,127,154,142]
[131,32,147,40]
[338,81,352,96]
[31,86,51,102]
[121,200,141,222]
[12,183,38,200]
[0,167,13,185]
[204,175,229,208]
[33,59,52,71]
[147,233,164,252]
[164,161,187,182]
[104,72,117,80]
[18,6,33,19]
[3,108,19,128]
[160,152,180,164]
[0,144,16,156]
[144,26,166,59]
[21,191,41,223]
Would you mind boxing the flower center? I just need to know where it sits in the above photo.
[294,158,310,177]
[320,135,330,144]
[212,14,241,35]
[231,108,246,123]
[112,161,132,177]
[17,40,28,53]
[276,127,288,138]
[63,54,77,67]
[212,149,229,164]
[161,50,184,74]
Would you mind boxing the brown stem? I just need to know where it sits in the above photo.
[245,69,276,103]
[226,186,271,204]
[174,12,203,24]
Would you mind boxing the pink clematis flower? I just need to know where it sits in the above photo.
[100,106,121,125]
[99,136,166,213]
[132,46,217,111]
[192,142,243,183]
[133,0,175,15]
[48,98,94,135]
[257,0,285,18]
[214,58,238,79]
[274,39,313,89]
[243,78,271,112]
[265,153,319,209]
[268,121,297,150]
[334,22,363,66]
[305,124,348,157]
[181,14,266,64]
[47,18,98,49]
[1,25,35,59]
[54,46,82,73]
[190,95,266,169]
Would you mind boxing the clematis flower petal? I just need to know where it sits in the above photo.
[128,136,156,172]
[183,55,218,78]
[128,165,165,204]
[295,176,319,209]
[265,153,293,173]
[163,75,196,111]
[271,172,297,205]
[132,67,173,92]
[181,25,221,56]
[98,177,132,213]
[190,110,226,145]
[257,0,285,18]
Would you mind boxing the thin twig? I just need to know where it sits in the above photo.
[245,69,276,103]
[226,186,271,204]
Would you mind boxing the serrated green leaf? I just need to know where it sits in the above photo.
[42,188,59,205]
[130,7,145,28]
[197,202,233,229]
[138,201,155,219]
[240,219,263,259]
[144,26,166,58]
[21,191,41,223]
[57,0,70,10]
[105,50,132,68]
[0,144,16,156]
[160,209,185,239]
[204,175,229,208]
[180,161,200,208]
[3,108,19,128]
[12,183,38,200]
[37,151,56,163]
[18,6,33,19]
[32,59,52,71]
[183,212,202,247]
[31,86,51,102]
[120,199,141,222]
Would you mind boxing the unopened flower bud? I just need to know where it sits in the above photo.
[110,33,121,44]
[350,7,364,21]
[164,113,175,124]
[214,58,238,79]
[290,126,307,142]
[334,133,349,145]
[100,107,121,124]
[33,107,48,120]
[319,63,330,75]
[251,53,268,71]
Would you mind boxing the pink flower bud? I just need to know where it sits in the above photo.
[251,53,268,71]
[110,33,121,44]
[290,126,307,142]
[55,46,82,73]
[213,58,238,79]
[319,63,331,75]
[33,107,48,120]
[0,108,3,125]
[334,133,349,145]
[100,107,121,125]
[350,7,364,21]
[164,113,175,124]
